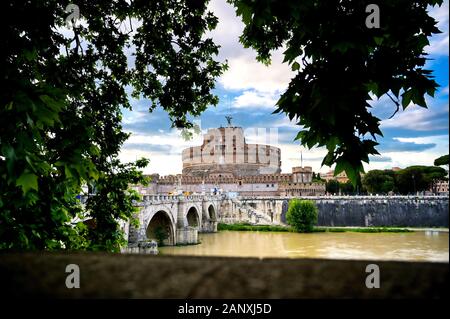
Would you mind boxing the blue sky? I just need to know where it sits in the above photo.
[119,0,449,176]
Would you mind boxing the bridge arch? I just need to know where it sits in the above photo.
[207,204,217,221]
[186,206,200,228]
[146,210,175,246]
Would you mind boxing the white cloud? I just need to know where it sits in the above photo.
[280,144,329,174]
[122,110,147,124]
[393,135,448,145]
[428,35,449,55]
[219,53,293,93]
[206,0,246,60]
[233,90,279,109]
[207,0,293,94]
[393,135,449,156]
[377,151,445,169]
[426,0,449,56]
[120,126,206,175]
[381,103,449,131]
[270,117,301,129]
[120,150,183,176]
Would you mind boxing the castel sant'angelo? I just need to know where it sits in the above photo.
[142,120,326,197]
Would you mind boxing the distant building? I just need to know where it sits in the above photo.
[435,180,449,195]
[322,170,349,184]
[430,168,449,195]
[136,123,325,197]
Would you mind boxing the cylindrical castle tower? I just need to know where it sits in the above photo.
[182,126,281,177]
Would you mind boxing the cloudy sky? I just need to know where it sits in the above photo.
[120,0,449,176]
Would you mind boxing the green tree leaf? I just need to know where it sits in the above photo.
[16,173,38,194]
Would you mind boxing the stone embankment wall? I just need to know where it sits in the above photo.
[313,196,449,227]
[223,196,449,227]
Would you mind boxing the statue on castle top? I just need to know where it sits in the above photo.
[225,115,233,126]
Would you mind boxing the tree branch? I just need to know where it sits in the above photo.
[73,27,84,56]
[387,92,400,119]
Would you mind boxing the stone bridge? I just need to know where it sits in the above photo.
[127,194,222,247]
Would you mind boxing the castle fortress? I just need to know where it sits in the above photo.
[140,125,326,197]
[182,126,281,177]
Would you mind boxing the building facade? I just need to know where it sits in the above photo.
[435,180,449,195]
[323,170,350,183]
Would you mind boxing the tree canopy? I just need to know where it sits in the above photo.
[325,180,340,194]
[362,166,447,194]
[362,169,396,194]
[228,0,443,184]
[1,0,225,251]
[434,154,449,167]
[325,179,357,195]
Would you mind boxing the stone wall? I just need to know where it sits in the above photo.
[314,197,449,227]
[1,253,447,298]
[226,196,449,228]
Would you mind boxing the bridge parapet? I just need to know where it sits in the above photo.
[237,195,449,201]
[137,194,222,204]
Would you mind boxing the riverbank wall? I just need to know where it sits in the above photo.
[224,196,449,227]
[314,196,449,227]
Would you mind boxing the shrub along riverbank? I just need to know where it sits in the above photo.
[217,223,412,233]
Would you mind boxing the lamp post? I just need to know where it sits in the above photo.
[412,174,416,195]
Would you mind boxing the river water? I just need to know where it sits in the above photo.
[160,230,449,262]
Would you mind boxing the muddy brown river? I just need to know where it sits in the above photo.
[160,230,449,262]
